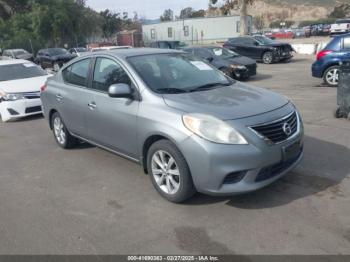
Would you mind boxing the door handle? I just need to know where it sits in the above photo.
[55,94,63,101]
[88,102,97,110]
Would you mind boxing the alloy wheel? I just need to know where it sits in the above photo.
[325,68,339,86]
[263,52,273,64]
[151,150,180,195]
[53,116,66,145]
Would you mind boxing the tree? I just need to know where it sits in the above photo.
[100,9,122,38]
[160,9,173,22]
[209,0,254,36]
[253,15,264,32]
[329,4,350,19]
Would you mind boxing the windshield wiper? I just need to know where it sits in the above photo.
[156,88,189,94]
[189,82,231,93]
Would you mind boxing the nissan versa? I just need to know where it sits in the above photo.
[41,49,304,203]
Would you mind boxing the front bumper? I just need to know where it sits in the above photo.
[275,51,293,61]
[0,98,42,122]
[178,105,304,196]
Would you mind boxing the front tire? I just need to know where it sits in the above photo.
[147,140,196,203]
[262,51,274,64]
[51,112,77,149]
[323,66,339,87]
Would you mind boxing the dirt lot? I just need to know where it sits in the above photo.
[0,55,349,255]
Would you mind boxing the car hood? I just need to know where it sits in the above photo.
[163,82,289,120]
[16,54,33,60]
[225,55,256,66]
[52,54,76,60]
[0,75,49,93]
[264,42,291,48]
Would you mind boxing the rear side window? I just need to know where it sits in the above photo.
[92,58,131,92]
[62,59,91,87]
[343,37,350,50]
[325,37,342,51]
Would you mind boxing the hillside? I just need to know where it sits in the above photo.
[264,0,346,7]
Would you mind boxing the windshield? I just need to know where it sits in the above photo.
[254,36,275,45]
[48,48,69,56]
[76,47,87,52]
[209,47,239,58]
[128,53,233,94]
[13,50,28,56]
[0,63,47,82]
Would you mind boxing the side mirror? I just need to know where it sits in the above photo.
[108,83,133,99]
[206,57,214,62]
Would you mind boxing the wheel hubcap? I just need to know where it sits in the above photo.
[53,117,66,145]
[151,150,180,195]
[326,69,339,85]
[264,53,272,63]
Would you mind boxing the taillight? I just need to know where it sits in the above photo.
[40,84,46,92]
[317,50,333,61]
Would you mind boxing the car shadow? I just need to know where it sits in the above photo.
[185,135,349,208]
[250,74,272,81]
[72,141,96,150]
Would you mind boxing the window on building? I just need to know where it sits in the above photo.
[151,29,156,39]
[184,26,189,37]
[168,27,173,38]
[236,21,240,33]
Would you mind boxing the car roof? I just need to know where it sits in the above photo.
[91,48,184,59]
[0,59,33,66]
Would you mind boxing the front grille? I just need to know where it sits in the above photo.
[23,92,40,99]
[255,149,303,182]
[250,111,298,144]
[25,106,42,114]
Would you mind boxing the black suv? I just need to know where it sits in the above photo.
[35,48,76,71]
[223,35,294,64]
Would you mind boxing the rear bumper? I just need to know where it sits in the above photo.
[312,61,323,78]
[0,99,42,122]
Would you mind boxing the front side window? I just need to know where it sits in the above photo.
[62,59,91,87]
[92,58,131,92]
[128,53,233,94]
[168,27,173,38]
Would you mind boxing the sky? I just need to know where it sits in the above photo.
[87,0,209,19]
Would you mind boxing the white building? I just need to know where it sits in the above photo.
[142,15,252,45]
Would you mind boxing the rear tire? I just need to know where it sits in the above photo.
[323,66,339,87]
[147,140,196,203]
[262,51,274,64]
[51,112,78,149]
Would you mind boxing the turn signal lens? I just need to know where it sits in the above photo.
[40,84,46,92]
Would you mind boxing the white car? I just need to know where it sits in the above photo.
[91,46,132,52]
[330,19,350,35]
[0,59,50,122]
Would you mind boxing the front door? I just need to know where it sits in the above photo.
[86,57,139,158]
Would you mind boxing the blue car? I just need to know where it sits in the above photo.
[312,33,350,86]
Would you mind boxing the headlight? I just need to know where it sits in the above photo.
[183,114,248,145]
[1,93,25,101]
[230,64,247,70]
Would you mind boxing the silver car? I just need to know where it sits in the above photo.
[41,49,304,203]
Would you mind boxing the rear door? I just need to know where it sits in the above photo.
[54,58,93,137]
[342,36,350,59]
[85,56,139,158]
